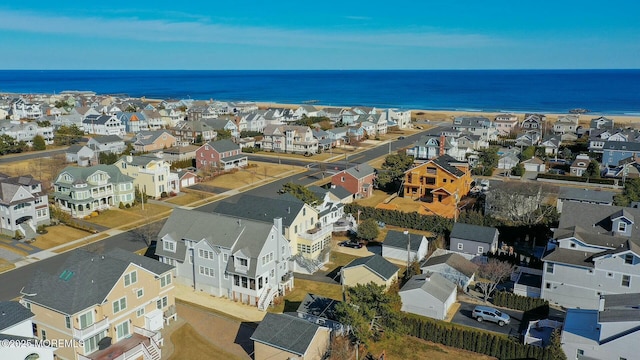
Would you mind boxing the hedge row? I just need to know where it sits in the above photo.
[404,316,558,360]
[493,291,549,312]
[537,173,616,185]
[344,203,453,235]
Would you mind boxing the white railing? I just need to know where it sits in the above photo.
[258,287,277,311]
[133,326,162,344]
[523,319,563,347]
[73,317,110,340]
[298,225,332,242]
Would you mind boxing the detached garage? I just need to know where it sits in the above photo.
[399,272,457,320]
[177,170,197,188]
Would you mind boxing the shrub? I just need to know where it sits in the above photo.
[125,203,131,209]
[90,211,99,218]
[161,191,168,198]
[119,202,125,209]
[344,203,453,235]
[492,291,549,312]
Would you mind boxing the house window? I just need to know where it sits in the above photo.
[199,266,215,277]
[113,296,127,314]
[588,268,594,275]
[136,307,145,317]
[625,254,634,265]
[457,243,463,250]
[224,254,228,262]
[199,249,214,259]
[341,176,345,182]
[577,349,584,357]
[124,271,137,286]
[546,263,554,274]
[116,321,130,341]
[65,315,71,329]
[570,243,576,248]
[619,222,627,232]
[477,246,484,254]
[607,272,614,278]
[163,240,176,252]
[156,296,168,309]
[545,283,551,289]
[41,329,47,341]
[79,311,94,329]
[136,288,144,298]
[622,275,631,287]
[238,258,248,266]
[160,273,172,287]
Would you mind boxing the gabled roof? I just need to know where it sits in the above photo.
[599,293,640,323]
[422,253,478,277]
[328,185,354,199]
[383,230,426,252]
[424,154,467,178]
[450,223,498,244]
[603,141,640,152]
[0,301,34,331]
[22,248,173,315]
[400,272,456,303]
[206,139,239,153]
[210,194,307,228]
[557,203,640,242]
[134,130,172,146]
[343,163,375,179]
[251,313,326,356]
[343,255,399,281]
[56,165,133,185]
[558,188,615,204]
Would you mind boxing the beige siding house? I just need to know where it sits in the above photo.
[341,255,399,289]
[251,313,330,360]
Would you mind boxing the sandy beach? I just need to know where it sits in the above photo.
[256,102,640,127]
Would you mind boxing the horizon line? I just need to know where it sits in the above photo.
[1,68,639,72]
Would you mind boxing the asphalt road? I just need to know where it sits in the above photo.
[0,148,67,164]
[452,301,522,337]
[0,128,431,301]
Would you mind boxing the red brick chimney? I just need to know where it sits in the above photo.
[439,134,446,156]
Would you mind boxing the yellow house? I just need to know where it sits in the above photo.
[115,155,175,199]
[341,255,399,289]
[403,154,472,218]
[20,248,176,360]
[251,313,331,360]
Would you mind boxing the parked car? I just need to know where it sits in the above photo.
[339,241,363,249]
[472,306,510,326]
[398,136,406,140]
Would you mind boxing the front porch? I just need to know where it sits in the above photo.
[78,327,162,360]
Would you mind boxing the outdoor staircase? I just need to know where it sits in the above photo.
[144,340,161,360]
[18,222,37,240]
[258,287,278,311]
[293,254,323,274]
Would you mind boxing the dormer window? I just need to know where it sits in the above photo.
[618,222,627,232]
[163,240,176,252]
[625,254,634,265]
[238,258,248,266]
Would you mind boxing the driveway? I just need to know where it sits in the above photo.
[451,300,522,337]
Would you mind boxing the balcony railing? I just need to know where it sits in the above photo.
[73,316,110,340]
[298,225,332,242]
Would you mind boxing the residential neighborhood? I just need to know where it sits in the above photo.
[2,92,640,360]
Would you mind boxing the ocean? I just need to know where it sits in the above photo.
[0,70,639,114]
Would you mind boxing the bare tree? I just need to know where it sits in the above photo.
[484,182,557,225]
[131,207,164,246]
[327,335,355,360]
[474,258,514,302]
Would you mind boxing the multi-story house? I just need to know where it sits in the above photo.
[82,114,125,136]
[211,194,332,265]
[556,187,615,213]
[541,202,640,309]
[589,129,638,153]
[451,116,497,141]
[260,125,319,154]
[142,110,165,130]
[493,114,519,136]
[171,120,217,144]
[0,301,55,360]
[521,113,546,130]
[11,99,43,120]
[330,164,376,199]
[133,131,177,153]
[383,108,411,129]
[561,293,639,360]
[195,139,248,171]
[115,112,149,134]
[602,141,640,168]
[540,136,561,155]
[0,174,50,239]
[114,155,177,199]
[403,154,472,218]
[0,120,55,145]
[241,112,266,133]
[569,154,592,176]
[204,118,239,138]
[553,114,580,135]
[590,116,615,131]
[308,186,346,228]
[158,108,184,128]
[449,223,499,256]
[87,135,126,155]
[155,208,293,310]
[20,248,175,360]
[53,165,135,218]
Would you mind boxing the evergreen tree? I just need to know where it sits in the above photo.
[357,218,380,241]
[32,135,46,151]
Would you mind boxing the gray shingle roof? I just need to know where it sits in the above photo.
[327,185,353,199]
[400,272,456,303]
[91,135,123,143]
[422,253,478,277]
[558,188,615,204]
[251,313,325,356]
[557,203,640,242]
[56,165,133,185]
[296,293,341,322]
[22,248,173,315]
[428,155,466,177]
[343,255,399,281]
[599,293,640,323]
[450,223,498,244]
[603,141,640,152]
[383,230,424,252]
[542,248,594,268]
[343,163,375,179]
[210,194,305,228]
[207,139,239,153]
[0,302,34,331]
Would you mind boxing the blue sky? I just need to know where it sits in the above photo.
[1,1,638,69]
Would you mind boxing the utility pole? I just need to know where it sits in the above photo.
[404,230,411,276]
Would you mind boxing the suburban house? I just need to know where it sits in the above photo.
[341,255,399,289]
[556,188,615,213]
[493,114,519,136]
[589,129,635,153]
[171,120,217,144]
[540,136,561,155]
[307,186,346,227]
[204,118,239,138]
[449,222,499,256]
[451,116,497,141]
[260,125,319,154]
[82,114,125,136]
[590,116,615,131]
[296,293,346,334]
[157,145,198,163]
[521,113,546,130]
[515,130,542,147]
[65,145,97,166]
[381,230,429,263]
[403,154,473,218]
[87,135,126,154]
[497,152,519,174]
[155,209,293,310]
[383,108,412,129]
[399,272,457,321]
[115,155,178,198]
[541,202,640,309]
[0,301,55,360]
[602,141,640,168]
[522,157,546,172]
[0,120,55,145]
[195,139,248,171]
[133,130,177,153]
[561,293,639,360]
[553,114,580,134]
[211,194,332,267]
[53,165,135,218]
[0,174,50,239]
[407,134,461,161]
[20,248,176,360]
[330,163,376,199]
[421,251,478,290]
[569,154,592,177]
[116,112,149,133]
[251,313,330,360]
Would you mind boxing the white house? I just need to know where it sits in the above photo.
[381,230,429,264]
[399,272,457,320]
[0,301,55,360]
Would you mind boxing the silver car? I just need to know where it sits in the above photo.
[472,306,510,326]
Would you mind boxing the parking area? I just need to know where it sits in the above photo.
[451,300,522,337]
